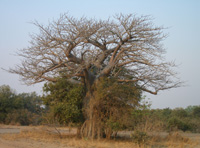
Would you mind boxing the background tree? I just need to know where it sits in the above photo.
[0,85,43,125]
[0,85,16,122]
[192,106,200,118]
[8,13,182,138]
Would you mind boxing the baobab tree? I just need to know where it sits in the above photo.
[8,13,182,138]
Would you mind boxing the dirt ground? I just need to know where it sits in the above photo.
[0,125,200,148]
[0,125,76,148]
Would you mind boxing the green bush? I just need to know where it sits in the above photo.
[192,106,200,118]
[131,130,149,145]
[105,118,121,132]
[42,78,85,125]
[172,108,188,118]
[167,117,192,132]
[5,109,42,125]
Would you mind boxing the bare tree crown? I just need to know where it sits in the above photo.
[9,13,182,94]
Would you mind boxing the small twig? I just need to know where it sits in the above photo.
[54,126,62,139]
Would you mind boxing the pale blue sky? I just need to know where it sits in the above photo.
[0,0,200,109]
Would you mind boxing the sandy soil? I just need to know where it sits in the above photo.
[0,125,200,148]
[0,125,75,148]
[0,138,75,148]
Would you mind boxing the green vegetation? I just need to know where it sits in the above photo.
[42,77,143,139]
[0,85,44,125]
[1,83,200,139]
[145,107,200,133]
[42,77,85,125]
[131,130,149,145]
[82,77,142,139]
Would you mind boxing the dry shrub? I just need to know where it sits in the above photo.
[131,130,149,145]
[131,114,165,145]
[166,132,189,142]
[164,132,199,148]
[147,132,200,148]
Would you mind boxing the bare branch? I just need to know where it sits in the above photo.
[7,13,182,94]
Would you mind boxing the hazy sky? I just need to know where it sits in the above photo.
[0,0,199,109]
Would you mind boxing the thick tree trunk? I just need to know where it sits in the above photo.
[79,71,113,139]
[80,91,104,139]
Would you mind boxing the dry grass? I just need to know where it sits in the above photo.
[0,125,200,148]
[1,131,140,148]
[150,131,200,148]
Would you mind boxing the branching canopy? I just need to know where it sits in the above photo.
[9,13,182,95]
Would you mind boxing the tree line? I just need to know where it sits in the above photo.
[1,84,200,135]
[0,85,44,125]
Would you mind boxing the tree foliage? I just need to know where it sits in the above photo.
[42,78,85,125]
[0,85,43,125]
[0,85,15,122]
[143,106,200,133]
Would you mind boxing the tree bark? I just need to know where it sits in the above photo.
[80,75,106,139]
